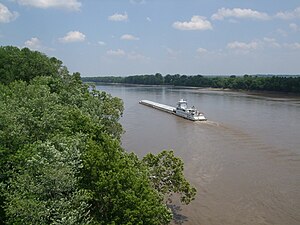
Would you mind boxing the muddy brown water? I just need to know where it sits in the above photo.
[97,85,300,225]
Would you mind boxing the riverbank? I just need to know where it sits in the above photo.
[88,82,300,99]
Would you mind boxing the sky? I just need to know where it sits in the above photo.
[1,0,300,76]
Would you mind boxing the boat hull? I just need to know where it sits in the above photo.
[175,110,207,121]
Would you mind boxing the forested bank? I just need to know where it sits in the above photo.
[0,46,196,225]
[82,74,300,93]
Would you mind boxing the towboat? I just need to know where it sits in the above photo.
[173,99,206,121]
[139,99,206,121]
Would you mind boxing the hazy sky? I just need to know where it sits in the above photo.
[1,0,300,76]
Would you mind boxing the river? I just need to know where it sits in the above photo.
[97,84,300,225]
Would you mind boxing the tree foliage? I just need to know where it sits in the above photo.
[143,150,196,205]
[0,46,64,85]
[3,137,91,225]
[81,138,171,225]
[0,46,196,224]
[82,74,300,93]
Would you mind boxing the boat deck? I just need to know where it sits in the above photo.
[139,100,175,114]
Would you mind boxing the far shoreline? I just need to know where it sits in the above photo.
[86,82,300,98]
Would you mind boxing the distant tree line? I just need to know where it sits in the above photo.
[82,73,300,93]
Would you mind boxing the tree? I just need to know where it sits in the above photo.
[83,74,300,93]
[3,137,91,225]
[81,137,172,225]
[0,46,197,224]
[0,75,126,224]
[142,150,196,205]
[0,46,64,85]
[154,73,163,85]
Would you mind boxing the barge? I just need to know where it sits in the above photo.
[139,99,206,121]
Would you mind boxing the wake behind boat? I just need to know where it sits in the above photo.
[139,99,206,121]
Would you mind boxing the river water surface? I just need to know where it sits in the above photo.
[97,84,300,225]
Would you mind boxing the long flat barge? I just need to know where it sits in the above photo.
[139,100,175,114]
[139,99,207,121]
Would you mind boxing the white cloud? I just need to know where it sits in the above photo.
[284,42,300,49]
[173,16,212,31]
[146,17,151,22]
[276,7,300,20]
[127,51,148,61]
[263,37,281,48]
[24,37,53,51]
[212,8,270,20]
[106,49,148,61]
[98,41,106,46]
[289,23,299,31]
[25,37,42,50]
[196,48,208,54]
[59,31,85,43]
[227,38,281,51]
[120,34,139,41]
[108,12,128,22]
[16,0,81,11]
[107,49,126,56]
[0,3,19,23]
[130,0,146,4]
[227,41,259,53]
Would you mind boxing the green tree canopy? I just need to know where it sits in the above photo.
[0,46,65,85]
[3,137,91,225]
[143,150,196,205]
[0,46,196,224]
